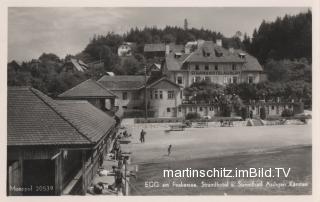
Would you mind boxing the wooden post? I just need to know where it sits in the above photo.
[124,159,127,196]
[54,150,62,196]
[18,151,23,191]
[81,150,86,195]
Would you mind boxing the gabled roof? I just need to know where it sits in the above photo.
[69,58,88,72]
[143,77,181,89]
[98,75,150,90]
[165,53,190,71]
[54,100,116,143]
[165,41,263,72]
[58,79,116,98]
[144,43,166,52]
[8,87,115,146]
[186,41,245,63]
[149,63,161,70]
[232,49,263,72]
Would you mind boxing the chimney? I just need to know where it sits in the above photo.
[216,39,222,47]
[165,45,170,55]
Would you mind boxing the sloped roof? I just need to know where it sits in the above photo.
[144,77,181,89]
[8,87,115,146]
[98,75,150,90]
[55,100,116,143]
[70,58,88,72]
[232,49,263,71]
[186,41,245,63]
[165,41,263,72]
[144,43,166,52]
[58,79,116,98]
[165,53,190,71]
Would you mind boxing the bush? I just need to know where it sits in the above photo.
[185,112,201,120]
[240,107,248,120]
[260,107,266,120]
[281,109,294,117]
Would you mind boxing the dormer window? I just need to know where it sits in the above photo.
[214,65,218,70]
[238,53,246,59]
[195,65,199,70]
[205,65,209,70]
[174,52,182,58]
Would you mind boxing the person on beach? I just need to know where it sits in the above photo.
[140,129,146,143]
[168,144,172,156]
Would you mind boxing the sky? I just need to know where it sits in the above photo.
[8,7,309,62]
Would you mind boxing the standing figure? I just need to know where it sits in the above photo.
[140,129,146,143]
[168,144,172,156]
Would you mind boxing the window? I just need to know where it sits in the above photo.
[154,90,158,99]
[150,91,153,99]
[180,91,183,99]
[248,76,254,84]
[215,65,218,70]
[206,53,210,57]
[122,92,128,100]
[199,107,203,111]
[271,105,275,110]
[252,106,255,110]
[233,76,238,84]
[177,76,183,84]
[159,91,163,99]
[196,77,201,82]
[209,107,214,111]
[228,77,232,83]
[122,106,127,109]
[189,107,193,112]
[232,64,236,70]
[167,108,171,112]
[195,65,199,70]
[168,91,174,99]
[205,76,210,82]
[205,65,209,70]
[178,107,181,112]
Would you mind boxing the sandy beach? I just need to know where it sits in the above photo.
[123,122,312,195]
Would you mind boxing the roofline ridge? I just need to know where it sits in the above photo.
[94,79,117,97]
[58,78,91,97]
[30,88,93,144]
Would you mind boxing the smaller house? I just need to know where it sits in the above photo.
[149,63,161,72]
[63,58,88,72]
[58,79,117,115]
[144,43,168,59]
[98,75,149,117]
[117,42,136,57]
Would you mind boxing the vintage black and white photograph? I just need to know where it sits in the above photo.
[5,5,315,197]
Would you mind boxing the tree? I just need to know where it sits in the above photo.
[249,10,312,63]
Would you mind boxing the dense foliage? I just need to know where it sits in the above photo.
[247,10,312,64]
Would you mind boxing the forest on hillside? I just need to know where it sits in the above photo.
[8,10,312,106]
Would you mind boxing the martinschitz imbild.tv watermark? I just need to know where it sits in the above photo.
[163,167,291,178]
